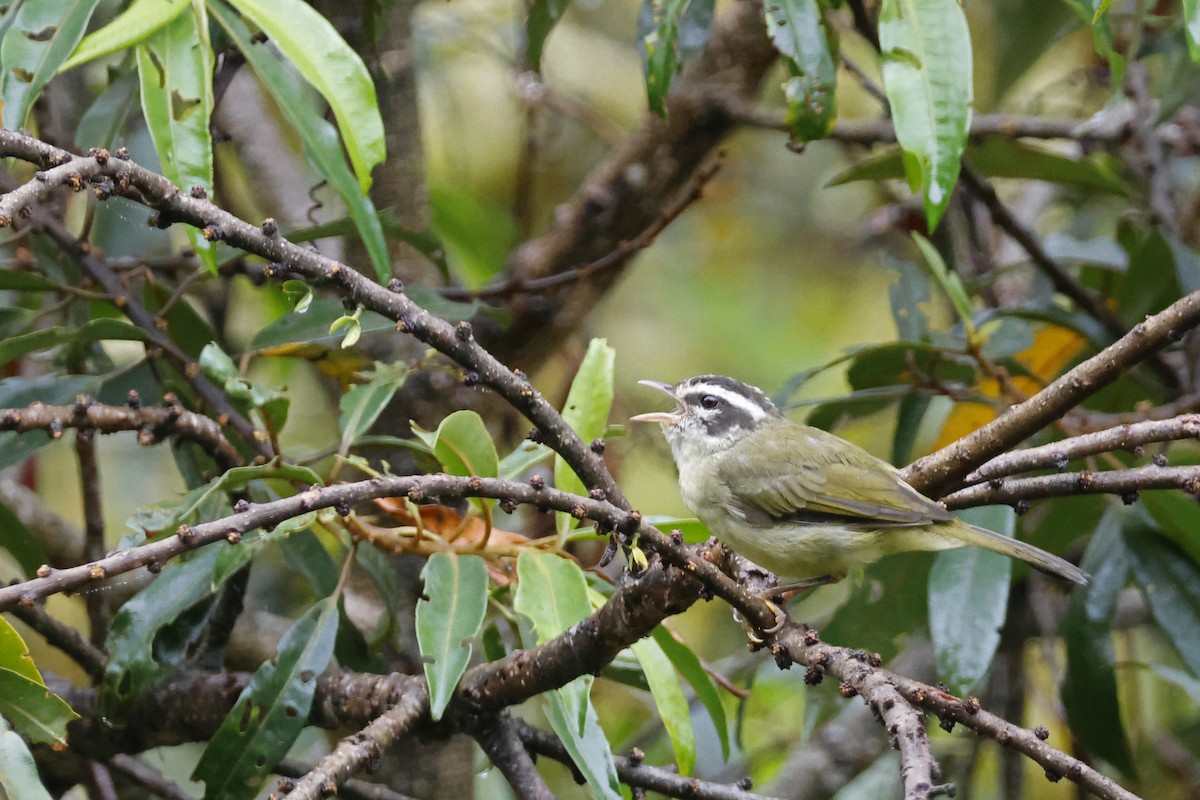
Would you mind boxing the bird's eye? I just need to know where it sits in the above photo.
[700,394,720,410]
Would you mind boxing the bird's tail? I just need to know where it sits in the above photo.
[946,520,1089,584]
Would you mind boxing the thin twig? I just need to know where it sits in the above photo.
[107,755,194,800]
[964,414,1200,484]
[943,464,1200,509]
[74,428,108,644]
[275,759,420,800]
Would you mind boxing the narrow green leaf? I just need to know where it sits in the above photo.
[1059,0,1125,79]
[928,506,1013,696]
[0,0,101,130]
[514,553,620,800]
[0,720,53,800]
[1123,513,1200,681]
[1061,509,1133,775]
[136,4,217,272]
[526,0,571,72]
[630,636,696,774]
[74,70,141,150]
[828,139,1129,195]
[1140,491,1200,564]
[764,0,837,142]
[0,271,59,291]
[911,233,975,337]
[209,1,391,279]
[650,626,729,759]
[1148,663,1200,705]
[61,0,189,71]
[338,362,409,452]
[878,0,972,231]
[554,339,615,537]
[0,618,78,748]
[1186,0,1200,63]
[416,554,489,721]
[193,597,339,800]
[638,0,713,115]
[0,319,148,364]
[223,0,385,192]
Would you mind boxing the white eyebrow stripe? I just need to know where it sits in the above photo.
[680,384,770,421]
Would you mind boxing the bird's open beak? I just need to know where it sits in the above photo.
[630,380,683,424]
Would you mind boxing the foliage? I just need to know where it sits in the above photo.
[0,0,1199,798]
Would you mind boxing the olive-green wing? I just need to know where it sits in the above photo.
[717,426,952,526]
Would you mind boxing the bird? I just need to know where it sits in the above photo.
[631,375,1088,589]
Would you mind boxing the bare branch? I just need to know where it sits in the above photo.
[943,464,1200,509]
[473,713,555,800]
[965,414,1200,484]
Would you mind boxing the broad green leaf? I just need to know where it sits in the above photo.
[0,720,53,800]
[193,597,339,800]
[1186,0,1200,63]
[209,1,391,279]
[338,362,409,452]
[0,618,78,749]
[416,554,489,721]
[647,516,711,545]
[928,506,1013,696]
[0,319,148,364]
[515,553,620,800]
[878,0,972,231]
[429,184,517,289]
[198,342,289,426]
[136,5,217,272]
[630,636,695,774]
[1123,513,1200,681]
[498,440,553,480]
[526,0,571,72]
[0,375,101,472]
[412,410,499,486]
[1061,509,1133,775]
[61,0,189,71]
[0,0,101,130]
[911,233,975,338]
[638,0,713,115]
[828,139,1129,195]
[101,543,236,719]
[0,502,46,578]
[554,339,615,537]
[887,255,932,342]
[650,625,729,759]
[823,551,934,663]
[764,0,837,141]
[75,70,141,150]
[248,297,394,351]
[224,0,385,192]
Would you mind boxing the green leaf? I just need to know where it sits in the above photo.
[928,506,1013,696]
[101,543,237,720]
[223,0,385,192]
[0,319,148,364]
[193,597,340,800]
[1186,0,1200,63]
[429,184,517,289]
[209,0,391,280]
[764,0,837,142]
[823,551,934,663]
[638,0,713,115]
[647,516,712,545]
[829,139,1129,195]
[911,233,975,337]
[249,297,395,351]
[0,375,101,472]
[416,554,489,721]
[554,339,615,537]
[526,0,571,72]
[1123,513,1200,681]
[0,501,47,578]
[413,410,499,480]
[650,626,728,759]
[630,636,695,774]
[338,362,409,452]
[1140,491,1200,564]
[498,440,553,480]
[514,553,620,800]
[1062,509,1133,775]
[0,0,101,130]
[878,0,973,231]
[0,719,53,800]
[0,271,59,291]
[75,70,141,150]
[0,618,78,747]
[136,4,217,272]
[61,0,189,71]
[1059,0,1125,80]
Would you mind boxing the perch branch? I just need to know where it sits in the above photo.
[942,464,1200,509]
[473,713,556,800]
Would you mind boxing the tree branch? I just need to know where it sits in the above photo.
[902,290,1200,496]
[473,712,556,800]
[942,464,1200,509]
